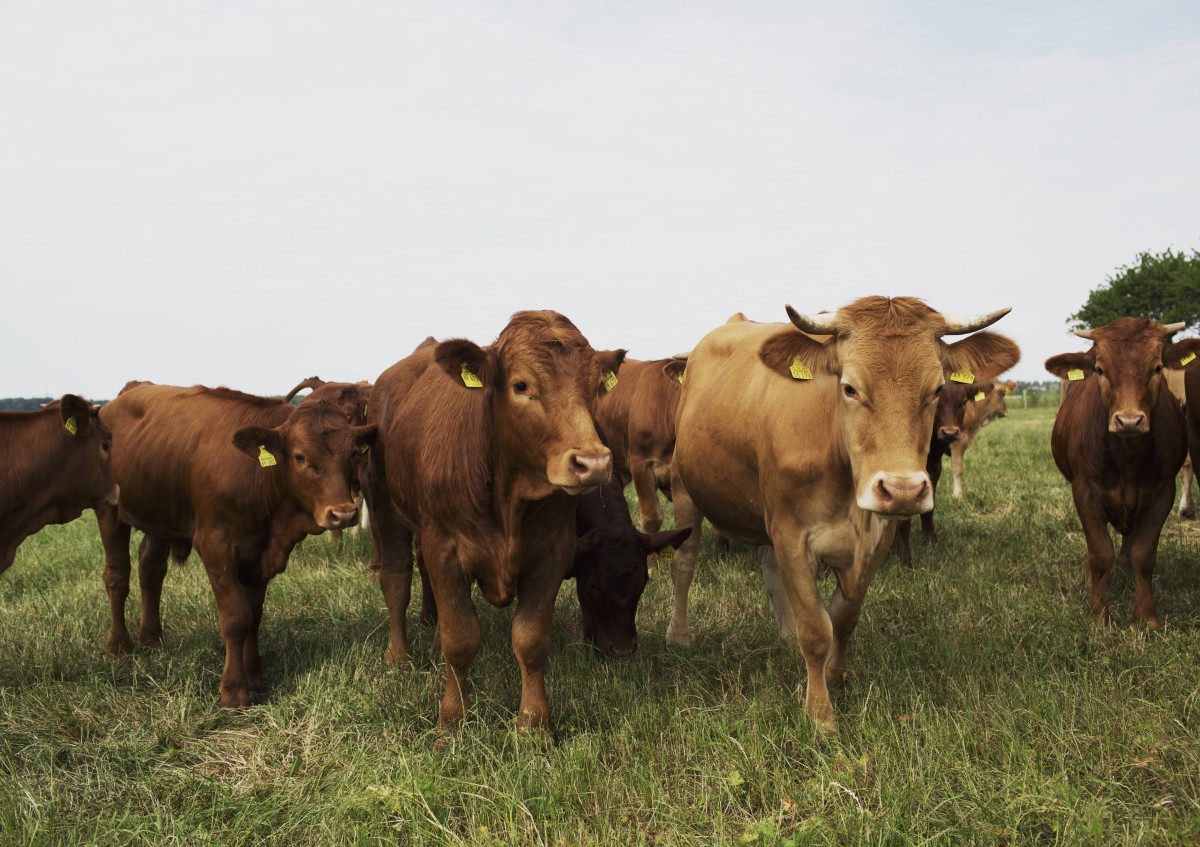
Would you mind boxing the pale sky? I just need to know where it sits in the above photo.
[3,1,1198,398]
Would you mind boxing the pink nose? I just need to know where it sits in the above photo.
[569,450,613,485]
[1112,413,1146,433]
[875,474,929,510]
[938,426,961,442]
[324,506,359,528]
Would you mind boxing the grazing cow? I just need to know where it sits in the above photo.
[949,380,1017,500]
[1164,369,1195,518]
[1,396,119,574]
[572,479,691,656]
[97,382,376,707]
[669,297,1019,730]
[1046,318,1200,628]
[893,380,999,566]
[368,311,624,736]
[594,356,687,568]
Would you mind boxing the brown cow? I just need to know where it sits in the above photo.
[368,311,623,737]
[1164,368,1195,517]
[1,396,119,573]
[594,356,687,569]
[949,379,1017,500]
[1046,318,1200,628]
[97,382,376,706]
[669,297,1019,730]
[893,380,999,566]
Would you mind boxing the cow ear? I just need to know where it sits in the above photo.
[595,349,627,378]
[232,426,285,464]
[638,526,692,555]
[59,394,92,437]
[942,332,1021,383]
[758,328,835,379]
[1164,337,1200,370]
[352,424,378,450]
[662,359,686,384]
[1045,352,1092,380]
[434,339,493,388]
[974,381,995,397]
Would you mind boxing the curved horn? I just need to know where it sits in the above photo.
[1162,321,1186,335]
[284,375,326,404]
[1073,328,1095,340]
[785,305,839,335]
[941,307,1012,335]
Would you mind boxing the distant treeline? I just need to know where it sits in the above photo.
[0,397,110,412]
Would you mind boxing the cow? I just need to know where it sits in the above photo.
[367,311,624,738]
[1047,318,1200,629]
[594,356,688,569]
[1165,369,1195,518]
[668,297,1020,731]
[893,380,997,566]
[1,395,119,574]
[97,382,376,707]
[949,379,1016,500]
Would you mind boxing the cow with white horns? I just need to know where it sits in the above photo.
[668,297,1020,731]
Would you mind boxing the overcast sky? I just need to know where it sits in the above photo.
[2,1,1198,398]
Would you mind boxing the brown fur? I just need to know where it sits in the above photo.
[950,380,1016,499]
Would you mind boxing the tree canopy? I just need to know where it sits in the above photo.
[1069,247,1200,331]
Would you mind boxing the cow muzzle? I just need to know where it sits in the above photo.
[937,426,961,443]
[858,471,933,517]
[556,448,613,494]
[1109,412,1149,436]
[320,504,360,529]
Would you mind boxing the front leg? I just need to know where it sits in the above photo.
[665,467,702,646]
[241,581,268,695]
[826,517,894,687]
[1073,486,1115,626]
[771,540,837,733]
[97,506,134,654]
[423,533,480,736]
[370,474,415,668]
[510,567,563,736]
[950,440,966,500]
[1125,483,1175,629]
[196,533,254,708]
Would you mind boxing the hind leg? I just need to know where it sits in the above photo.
[137,535,171,645]
[98,506,134,654]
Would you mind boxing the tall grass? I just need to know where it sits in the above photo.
[1,407,1197,845]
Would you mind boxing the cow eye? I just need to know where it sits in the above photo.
[1155,364,1164,373]
[513,381,528,394]
[294,453,306,465]
[933,385,944,396]
[1094,365,1104,376]
[843,384,859,400]
[103,439,112,452]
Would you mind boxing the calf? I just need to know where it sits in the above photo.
[368,311,623,737]
[1,395,119,573]
[1046,318,1200,628]
[950,380,1016,500]
[98,382,376,706]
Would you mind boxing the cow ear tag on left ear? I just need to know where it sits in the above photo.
[64,416,78,436]
[1181,352,1196,366]
[603,371,619,391]
[359,443,369,454]
[461,364,483,388]
[974,391,985,402]
[1067,369,1086,381]
[950,370,974,384]
[258,446,277,468]
[789,358,813,380]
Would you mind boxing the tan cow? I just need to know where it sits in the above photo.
[949,379,1017,500]
[1164,368,1195,517]
[668,297,1019,730]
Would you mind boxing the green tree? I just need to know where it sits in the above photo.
[1069,247,1200,330]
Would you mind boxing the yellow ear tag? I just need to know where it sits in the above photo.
[258,446,277,468]
[460,365,483,388]
[658,546,675,562]
[1181,351,1196,366]
[362,401,368,420]
[789,358,813,380]
[359,443,369,454]
[950,370,974,384]
[64,416,78,436]
[677,372,684,385]
[974,391,985,402]
[1067,368,1085,381]
[603,371,619,392]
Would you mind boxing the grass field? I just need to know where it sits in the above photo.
[1,406,1198,845]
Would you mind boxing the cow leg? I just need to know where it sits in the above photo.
[1075,494,1115,626]
[1179,455,1195,518]
[136,535,171,645]
[426,543,480,734]
[241,581,268,694]
[893,519,913,567]
[511,571,562,736]
[632,459,664,572]
[758,546,796,639]
[98,507,134,654]
[666,469,702,646]
[919,510,937,545]
[950,441,966,500]
[772,541,837,733]
[195,534,254,708]
[1126,486,1173,629]
[826,521,892,687]
[369,471,415,667]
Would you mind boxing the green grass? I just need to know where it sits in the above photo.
[2,406,1198,845]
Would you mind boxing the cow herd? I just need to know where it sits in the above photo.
[2,298,1197,741]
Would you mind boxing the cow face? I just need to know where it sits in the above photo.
[434,311,624,498]
[233,401,377,531]
[934,382,976,444]
[574,526,689,656]
[1046,318,1200,437]
[57,394,120,511]
[759,297,1021,517]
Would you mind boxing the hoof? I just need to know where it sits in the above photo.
[665,622,692,647]
[384,646,411,669]
[105,634,134,655]
[138,630,164,647]
[219,689,251,710]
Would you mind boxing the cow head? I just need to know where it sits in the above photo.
[759,297,1020,517]
[1046,318,1200,437]
[574,525,690,656]
[433,311,624,497]
[232,400,377,531]
[55,393,120,510]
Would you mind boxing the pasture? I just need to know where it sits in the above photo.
[1,405,1198,846]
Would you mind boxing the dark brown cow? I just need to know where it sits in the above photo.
[893,380,997,566]
[1046,318,1200,628]
[594,357,687,555]
[1,396,119,573]
[368,311,623,737]
[949,379,1017,500]
[572,479,691,656]
[97,382,376,706]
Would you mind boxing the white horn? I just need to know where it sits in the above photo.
[941,307,1012,335]
[786,305,839,335]
[1073,328,1095,340]
[1163,321,1186,334]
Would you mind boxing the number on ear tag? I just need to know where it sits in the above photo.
[1067,369,1085,381]
[789,359,813,380]
[64,416,78,436]
[659,546,675,562]
[603,371,618,391]
[461,365,483,388]
[258,446,277,467]
[950,370,974,384]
